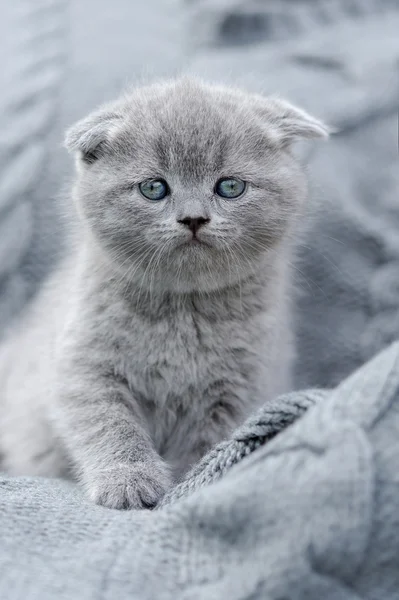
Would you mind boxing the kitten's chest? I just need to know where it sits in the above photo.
[119,309,229,402]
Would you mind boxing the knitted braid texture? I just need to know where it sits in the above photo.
[159,389,327,508]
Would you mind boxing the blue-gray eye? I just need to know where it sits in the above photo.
[215,177,246,199]
[139,179,169,201]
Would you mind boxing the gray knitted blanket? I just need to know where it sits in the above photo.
[1,1,399,598]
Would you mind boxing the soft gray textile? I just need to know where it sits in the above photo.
[1,342,399,599]
[1,0,399,598]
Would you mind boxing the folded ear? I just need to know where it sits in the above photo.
[64,109,123,165]
[259,96,331,146]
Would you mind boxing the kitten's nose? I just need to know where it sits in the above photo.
[178,216,210,235]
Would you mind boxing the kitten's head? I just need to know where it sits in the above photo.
[65,78,328,293]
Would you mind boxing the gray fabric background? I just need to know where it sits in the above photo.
[0,1,399,598]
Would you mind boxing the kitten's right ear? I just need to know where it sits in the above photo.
[257,97,331,147]
[64,110,123,165]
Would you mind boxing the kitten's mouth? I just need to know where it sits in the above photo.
[179,235,211,248]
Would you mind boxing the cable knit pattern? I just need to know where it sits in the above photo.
[160,390,326,507]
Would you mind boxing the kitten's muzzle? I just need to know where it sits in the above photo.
[177,216,210,237]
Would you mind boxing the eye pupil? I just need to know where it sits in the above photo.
[215,177,246,199]
[139,179,168,201]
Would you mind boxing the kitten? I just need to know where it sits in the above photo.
[0,78,328,509]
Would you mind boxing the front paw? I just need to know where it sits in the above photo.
[84,460,172,510]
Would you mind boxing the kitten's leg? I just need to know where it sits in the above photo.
[173,385,248,480]
[54,367,172,510]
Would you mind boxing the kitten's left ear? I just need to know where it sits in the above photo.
[64,108,123,165]
[260,97,331,146]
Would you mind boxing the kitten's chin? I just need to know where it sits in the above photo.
[177,238,212,249]
[126,256,245,295]
[163,255,248,294]
[170,243,234,293]
[112,241,256,295]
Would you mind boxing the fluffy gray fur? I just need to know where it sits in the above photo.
[0,78,328,509]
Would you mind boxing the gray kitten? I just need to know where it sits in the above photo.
[0,78,328,509]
